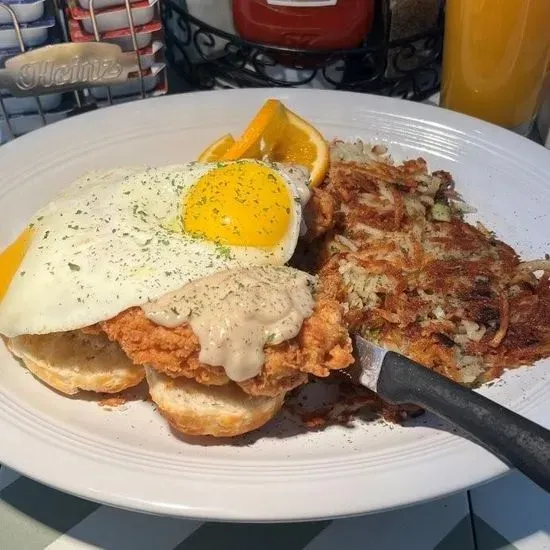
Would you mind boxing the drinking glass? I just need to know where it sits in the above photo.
[440,0,550,135]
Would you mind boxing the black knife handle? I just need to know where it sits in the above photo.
[378,351,550,493]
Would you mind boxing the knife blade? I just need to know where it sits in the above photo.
[349,333,550,493]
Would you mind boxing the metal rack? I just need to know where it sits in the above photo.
[0,0,155,142]
[162,0,443,99]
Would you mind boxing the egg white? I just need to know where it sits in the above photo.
[0,161,309,337]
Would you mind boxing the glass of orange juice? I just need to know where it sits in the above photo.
[440,0,550,134]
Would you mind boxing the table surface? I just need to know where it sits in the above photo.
[1,93,549,550]
[0,466,549,550]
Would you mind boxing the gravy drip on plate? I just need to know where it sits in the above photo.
[141,266,315,382]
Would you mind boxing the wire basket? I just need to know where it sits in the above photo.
[0,0,166,142]
[162,0,443,101]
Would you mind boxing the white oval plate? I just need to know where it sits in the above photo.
[0,89,549,521]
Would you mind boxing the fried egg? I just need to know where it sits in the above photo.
[0,160,310,337]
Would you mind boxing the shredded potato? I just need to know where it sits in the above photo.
[306,140,550,400]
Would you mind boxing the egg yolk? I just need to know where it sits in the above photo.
[183,162,292,247]
[0,227,33,301]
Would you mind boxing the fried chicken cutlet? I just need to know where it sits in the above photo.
[85,289,353,399]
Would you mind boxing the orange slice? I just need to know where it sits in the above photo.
[221,99,288,160]
[199,99,329,187]
[270,108,329,187]
[198,134,236,162]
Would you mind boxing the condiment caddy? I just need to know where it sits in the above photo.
[0,0,168,143]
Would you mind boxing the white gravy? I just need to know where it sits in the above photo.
[141,266,316,382]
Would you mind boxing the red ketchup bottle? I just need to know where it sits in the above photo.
[232,0,375,61]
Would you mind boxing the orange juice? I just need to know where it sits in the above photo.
[441,0,550,130]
